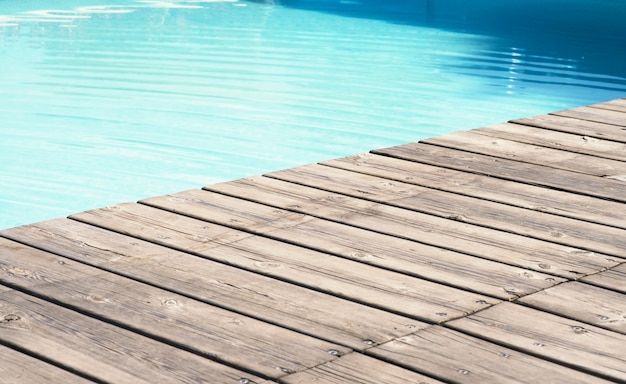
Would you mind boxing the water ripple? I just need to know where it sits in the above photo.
[1,0,626,229]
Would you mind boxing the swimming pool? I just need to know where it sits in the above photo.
[2,0,626,230]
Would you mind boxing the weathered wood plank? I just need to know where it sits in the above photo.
[373,142,626,202]
[143,189,565,300]
[581,263,626,294]
[69,204,494,322]
[512,114,626,143]
[0,344,95,384]
[0,237,348,379]
[553,106,626,127]
[421,130,626,178]
[266,164,626,258]
[205,176,620,278]
[589,98,626,114]
[448,302,626,382]
[323,153,626,229]
[0,284,13,295]
[0,289,265,384]
[281,352,445,384]
[367,326,612,384]
[1,219,425,351]
[519,281,626,334]
[475,122,626,162]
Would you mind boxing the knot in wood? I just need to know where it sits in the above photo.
[1,314,20,323]
[549,230,564,238]
[521,271,534,279]
[349,251,370,259]
[582,136,597,142]
[447,214,467,222]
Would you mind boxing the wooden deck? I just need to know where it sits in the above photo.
[1,99,626,383]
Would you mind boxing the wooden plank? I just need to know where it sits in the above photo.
[553,106,626,127]
[1,220,426,351]
[205,176,621,278]
[0,237,348,379]
[582,263,626,294]
[281,352,445,384]
[323,153,626,229]
[367,326,612,384]
[142,189,565,301]
[512,114,626,143]
[448,302,626,382]
[0,284,13,295]
[0,289,265,384]
[69,204,494,323]
[0,344,95,384]
[421,130,626,178]
[266,164,626,258]
[373,142,626,202]
[589,98,626,114]
[519,281,626,334]
[475,122,626,162]
[513,114,626,142]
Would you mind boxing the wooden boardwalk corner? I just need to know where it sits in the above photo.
[1,99,625,383]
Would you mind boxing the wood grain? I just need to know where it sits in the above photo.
[69,204,494,322]
[474,122,626,162]
[553,105,626,127]
[281,352,445,384]
[266,164,626,258]
[206,176,621,278]
[368,326,613,384]
[0,284,13,295]
[448,302,626,382]
[0,289,265,384]
[519,281,626,334]
[512,114,626,143]
[2,219,425,351]
[422,129,626,177]
[581,263,626,294]
[0,237,347,379]
[323,153,626,229]
[0,344,95,384]
[143,189,564,300]
[373,142,626,202]
[589,98,626,114]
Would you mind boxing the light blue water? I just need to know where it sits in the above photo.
[1,0,626,230]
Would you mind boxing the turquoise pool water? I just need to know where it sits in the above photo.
[2,0,626,230]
